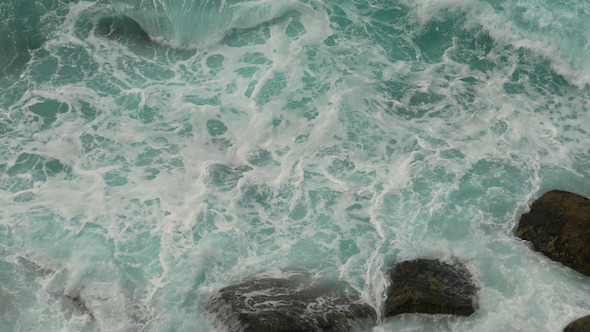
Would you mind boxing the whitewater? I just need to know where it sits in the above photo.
[0,0,589,330]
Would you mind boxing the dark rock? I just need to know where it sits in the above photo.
[205,274,376,331]
[564,315,590,332]
[62,294,94,319]
[516,190,590,276]
[384,259,477,317]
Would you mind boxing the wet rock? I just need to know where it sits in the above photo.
[516,190,590,276]
[384,259,477,317]
[564,315,590,332]
[62,294,94,319]
[205,275,376,331]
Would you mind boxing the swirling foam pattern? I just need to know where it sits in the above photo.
[0,0,589,330]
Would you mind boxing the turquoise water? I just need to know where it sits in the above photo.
[1,0,589,330]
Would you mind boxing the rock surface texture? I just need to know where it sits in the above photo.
[564,315,590,332]
[516,190,590,276]
[384,259,477,317]
[205,275,376,331]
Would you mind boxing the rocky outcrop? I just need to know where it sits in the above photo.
[516,190,590,276]
[384,259,477,317]
[205,274,376,331]
[564,315,590,332]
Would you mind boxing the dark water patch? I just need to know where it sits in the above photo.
[413,17,460,63]
[6,153,71,186]
[204,164,252,191]
[27,99,69,128]
[206,119,228,137]
[0,1,46,78]
[247,149,276,167]
[206,54,225,70]
[95,15,152,44]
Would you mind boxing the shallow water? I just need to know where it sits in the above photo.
[0,0,589,331]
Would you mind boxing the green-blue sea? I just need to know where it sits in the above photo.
[1,0,589,330]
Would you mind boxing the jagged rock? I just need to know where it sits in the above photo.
[516,190,590,276]
[384,259,477,317]
[205,274,376,331]
[564,315,590,332]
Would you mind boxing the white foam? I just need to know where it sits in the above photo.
[409,0,590,87]
[1,0,590,330]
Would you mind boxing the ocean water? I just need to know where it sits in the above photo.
[0,0,589,331]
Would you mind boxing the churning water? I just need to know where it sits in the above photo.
[0,0,589,330]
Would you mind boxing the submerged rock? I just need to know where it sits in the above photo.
[384,259,477,317]
[564,315,590,332]
[516,190,590,276]
[62,294,94,319]
[205,275,376,331]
